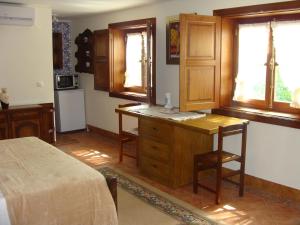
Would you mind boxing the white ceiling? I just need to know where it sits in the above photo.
[1,0,171,17]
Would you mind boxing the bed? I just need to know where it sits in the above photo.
[0,137,118,225]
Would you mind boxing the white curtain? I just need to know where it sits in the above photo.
[233,23,269,101]
[272,20,300,106]
[124,32,146,88]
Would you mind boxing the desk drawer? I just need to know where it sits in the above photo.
[140,118,172,142]
[140,137,170,162]
[11,110,40,121]
[140,156,170,183]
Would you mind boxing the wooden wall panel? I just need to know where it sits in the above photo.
[187,66,215,102]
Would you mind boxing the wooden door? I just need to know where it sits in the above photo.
[94,29,109,91]
[180,14,221,111]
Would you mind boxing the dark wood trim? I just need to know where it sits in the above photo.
[87,124,118,140]
[215,1,300,117]
[57,129,87,134]
[109,18,156,105]
[109,92,148,103]
[213,107,300,129]
[150,19,157,105]
[213,1,300,18]
[109,18,156,30]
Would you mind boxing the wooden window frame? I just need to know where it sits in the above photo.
[108,18,156,104]
[123,28,147,94]
[213,1,300,128]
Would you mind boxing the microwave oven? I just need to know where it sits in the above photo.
[54,74,79,90]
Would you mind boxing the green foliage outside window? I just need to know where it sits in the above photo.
[275,67,292,103]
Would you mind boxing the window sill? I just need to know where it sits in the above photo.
[212,106,300,129]
[109,91,148,102]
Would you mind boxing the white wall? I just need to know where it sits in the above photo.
[70,0,300,190]
[0,6,54,105]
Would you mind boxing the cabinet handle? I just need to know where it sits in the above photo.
[151,145,158,150]
[152,127,158,131]
[151,164,158,169]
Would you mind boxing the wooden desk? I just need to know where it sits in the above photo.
[116,105,248,188]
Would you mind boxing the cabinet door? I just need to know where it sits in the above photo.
[40,103,55,143]
[179,14,221,111]
[94,29,109,91]
[11,119,41,138]
[0,113,8,140]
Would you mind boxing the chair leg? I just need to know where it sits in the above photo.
[193,161,198,194]
[136,138,139,167]
[216,166,222,204]
[239,161,246,196]
[119,139,123,163]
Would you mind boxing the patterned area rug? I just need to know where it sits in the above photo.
[99,167,219,225]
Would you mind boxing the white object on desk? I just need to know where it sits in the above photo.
[130,106,206,121]
[164,92,173,109]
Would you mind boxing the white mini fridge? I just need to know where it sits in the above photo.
[54,89,86,132]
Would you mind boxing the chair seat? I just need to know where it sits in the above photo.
[195,151,241,169]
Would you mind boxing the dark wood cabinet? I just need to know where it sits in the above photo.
[75,29,94,74]
[93,29,109,91]
[53,32,63,69]
[11,119,41,138]
[40,103,55,144]
[0,112,8,140]
[0,103,54,143]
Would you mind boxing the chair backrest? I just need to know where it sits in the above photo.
[118,102,142,134]
[217,122,248,160]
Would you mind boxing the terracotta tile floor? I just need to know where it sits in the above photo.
[56,131,300,225]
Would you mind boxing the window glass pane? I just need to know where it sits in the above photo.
[234,23,269,101]
[272,21,300,103]
[124,33,144,87]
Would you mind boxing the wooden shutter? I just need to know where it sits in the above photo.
[179,14,221,111]
[93,29,109,91]
[109,28,126,93]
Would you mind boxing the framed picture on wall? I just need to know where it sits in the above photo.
[166,16,180,64]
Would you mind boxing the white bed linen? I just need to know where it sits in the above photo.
[0,192,10,225]
[0,137,118,225]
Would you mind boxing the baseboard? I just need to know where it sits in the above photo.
[87,124,119,140]
[86,125,300,202]
[222,168,300,202]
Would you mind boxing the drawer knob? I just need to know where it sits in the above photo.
[151,145,158,150]
[151,164,158,169]
[152,127,158,131]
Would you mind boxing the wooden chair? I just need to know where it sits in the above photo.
[193,122,248,204]
[118,103,141,166]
